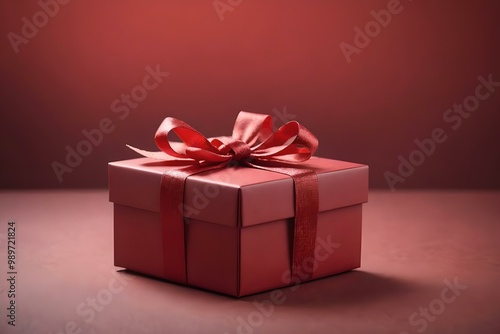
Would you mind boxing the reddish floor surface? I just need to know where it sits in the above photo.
[0,190,499,334]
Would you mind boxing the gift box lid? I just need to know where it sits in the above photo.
[109,156,368,227]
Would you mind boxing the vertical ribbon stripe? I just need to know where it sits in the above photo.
[161,162,229,284]
[247,163,319,283]
[160,168,189,284]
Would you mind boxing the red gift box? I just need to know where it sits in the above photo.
[108,112,368,296]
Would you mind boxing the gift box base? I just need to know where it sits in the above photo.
[113,203,362,297]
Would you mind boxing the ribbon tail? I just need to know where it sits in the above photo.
[127,144,194,161]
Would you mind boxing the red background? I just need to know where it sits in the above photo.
[1,0,499,189]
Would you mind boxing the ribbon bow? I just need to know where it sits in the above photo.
[128,111,318,165]
[128,111,320,286]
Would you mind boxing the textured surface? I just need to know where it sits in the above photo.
[0,190,499,333]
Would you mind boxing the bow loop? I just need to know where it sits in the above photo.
[231,111,274,146]
[154,117,229,161]
[252,121,318,162]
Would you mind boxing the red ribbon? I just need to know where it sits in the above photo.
[128,111,319,285]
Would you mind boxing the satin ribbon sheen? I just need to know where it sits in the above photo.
[128,111,319,285]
